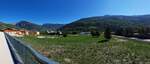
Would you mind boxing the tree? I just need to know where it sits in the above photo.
[124,27,134,37]
[143,27,150,35]
[62,32,68,37]
[138,26,146,35]
[115,28,124,36]
[137,26,150,39]
[72,31,78,35]
[104,27,112,40]
[90,30,100,37]
[40,31,48,35]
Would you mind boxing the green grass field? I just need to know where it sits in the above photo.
[18,35,150,64]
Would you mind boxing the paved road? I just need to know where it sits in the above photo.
[0,32,14,64]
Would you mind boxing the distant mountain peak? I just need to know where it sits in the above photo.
[15,21,65,31]
[42,23,64,30]
[0,22,4,24]
[17,21,35,25]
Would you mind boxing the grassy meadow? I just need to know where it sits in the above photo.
[18,35,150,64]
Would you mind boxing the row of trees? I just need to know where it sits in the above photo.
[115,26,150,39]
[41,27,112,40]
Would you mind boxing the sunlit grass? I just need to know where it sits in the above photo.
[19,35,150,64]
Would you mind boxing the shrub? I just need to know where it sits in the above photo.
[90,30,100,37]
[63,33,67,37]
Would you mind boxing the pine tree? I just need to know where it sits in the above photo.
[104,27,112,40]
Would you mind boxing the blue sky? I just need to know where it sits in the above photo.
[0,0,150,24]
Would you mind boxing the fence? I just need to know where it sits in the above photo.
[5,33,59,64]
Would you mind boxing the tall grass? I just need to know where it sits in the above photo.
[19,35,150,64]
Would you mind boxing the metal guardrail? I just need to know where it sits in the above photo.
[5,33,59,64]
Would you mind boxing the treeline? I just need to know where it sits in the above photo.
[115,26,150,39]
[41,27,112,41]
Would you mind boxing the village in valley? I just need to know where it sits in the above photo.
[0,28,40,37]
[2,17,150,64]
[1,19,150,64]
[1,0,150,64]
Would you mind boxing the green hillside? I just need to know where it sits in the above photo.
[61,15,150,32]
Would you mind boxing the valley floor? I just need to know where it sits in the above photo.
[18,35,150,64]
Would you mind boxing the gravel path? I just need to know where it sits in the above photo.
[0,32,14,64]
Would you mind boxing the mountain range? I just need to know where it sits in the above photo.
[0,22,19,30]
[61,15,150,32]
[0,21,64,31]
[1,15,150,32]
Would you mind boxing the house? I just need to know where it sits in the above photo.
[2,28,29,37]
[28,31,40,36]
[20,30,30,35]
[3,28,22,37]
[47,30,62,35]
[2,28,41,36]
[80,32,91,35]
[47,30,56,34]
